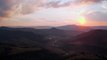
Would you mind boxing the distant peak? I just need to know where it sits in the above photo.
[64,25,78,26]
[50,27,60,30]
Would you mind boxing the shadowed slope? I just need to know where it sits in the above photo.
[72,30,107,46]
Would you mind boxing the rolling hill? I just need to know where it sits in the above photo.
[1,27,107,60]
[65,30,107,57]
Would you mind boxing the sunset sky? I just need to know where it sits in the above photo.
[0,0,107,26]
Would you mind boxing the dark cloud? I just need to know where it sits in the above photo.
[42,0,106,8]
[0,0,42,19]
[42,0,71,8]
[0,0,21,19]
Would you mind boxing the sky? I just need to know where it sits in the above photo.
[0,0,107,26]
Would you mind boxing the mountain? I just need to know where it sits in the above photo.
[56,29,107,60]
[92,26,107,30]
[56,25,107,31]
[56,25,91,31]
[0,27,66,60]
[33,26,52,29]
[72,29,107,46]
[0,27,81,36]
[6,25,107,31]
[0,27,47,47]
[8,26,52,29]
[67,30,107,56]
[34,28,81,36]
[0,43,64,60]
[56,25,80,30]
[0,27,82,48]
[1,27,107,59]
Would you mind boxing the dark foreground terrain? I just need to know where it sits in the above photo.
[0,27,107,60]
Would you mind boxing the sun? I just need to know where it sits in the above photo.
[78,16,86,25]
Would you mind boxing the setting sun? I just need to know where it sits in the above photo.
[78,16,86,25]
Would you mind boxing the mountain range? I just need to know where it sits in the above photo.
[61,29,107,60]
[8,25,107,31]
[30,25,107,30]
[1,26,107,60]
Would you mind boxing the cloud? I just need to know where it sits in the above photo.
[0,0,106,20]
[0,0,70,19]
[42,0,72,8]
[85,11,107,22]
[102,1,107,9]
[19,0,45,15]
[78,0,103,3]
[0,0,45,20]
[72,0,105,7]
[42,0,106,8]
[0,0,17,17]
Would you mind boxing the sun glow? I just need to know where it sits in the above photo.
[78,16,86,25]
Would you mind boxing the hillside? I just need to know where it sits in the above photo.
[1,27,107,59]
[64,30,107,57]
[72,30,107,46]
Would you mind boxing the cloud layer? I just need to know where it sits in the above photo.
[85,11,107,22]
[0,0,107,26]
[0,0,43,19]
[0,0,106,18]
